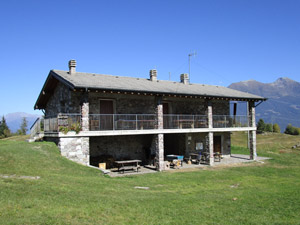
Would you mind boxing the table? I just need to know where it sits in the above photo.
[189,153,201,164]
[166,155,184,168]
[115,160,141,173]
[213,152,222,162]
[175,119,195,129]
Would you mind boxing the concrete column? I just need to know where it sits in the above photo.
[81,93,89,131]
[208,102,213,128]
[208,132,214,166]
[155,97,164,171]
[248,101,257,160]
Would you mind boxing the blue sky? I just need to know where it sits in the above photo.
[0,0,299,116]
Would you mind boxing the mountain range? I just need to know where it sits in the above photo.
[229,77,300,131]
[3,112,41,134]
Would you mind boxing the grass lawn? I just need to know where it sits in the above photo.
[1,133,300,224]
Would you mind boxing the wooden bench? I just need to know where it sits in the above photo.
[115,160,142,173]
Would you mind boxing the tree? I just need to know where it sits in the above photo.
[0,116,11,138]
[257,119,265,133]
[285,124,294,135]
[19,117,28,135]
[265,123,273,132]
[284,124,300,135]
[273,123,281,133]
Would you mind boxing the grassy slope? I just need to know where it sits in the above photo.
[0,134,300,225]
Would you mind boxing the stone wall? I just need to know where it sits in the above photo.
[45,83,71,115]
[167,98,207,114]
[45,82,230,117]
[88,92,156,114]
[45,83,82,116]
[59,137,90,165]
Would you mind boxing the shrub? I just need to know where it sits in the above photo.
[273,123,281,133]
[284,124,300,135]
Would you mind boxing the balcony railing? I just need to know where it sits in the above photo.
[213,115,250,128]
[41,114,251,133]
[89,114,156,131]
[44,114,81,133]
[163,115,208,129]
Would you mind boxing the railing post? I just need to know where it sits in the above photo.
[208,102,213,129]
[136,114,138,130]
[113,114,115,130]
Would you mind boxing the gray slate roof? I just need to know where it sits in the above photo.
[51,70,266,101]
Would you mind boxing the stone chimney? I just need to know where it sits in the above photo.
[180,73,189,84]
[68,60,76,74]
[150,69,157,81]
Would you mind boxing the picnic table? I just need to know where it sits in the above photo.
[189,153,201,164]
[115,160,141,173]
[166,155,184,168]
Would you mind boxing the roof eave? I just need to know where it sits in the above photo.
[34,70,76,110]
[72,86,267,102]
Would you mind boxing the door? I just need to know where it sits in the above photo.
[213,136,222,153]
[163,103,169,128]
[100,100,114,130]
[163,103,169,114]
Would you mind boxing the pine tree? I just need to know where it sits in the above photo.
[0,116,11,138]
[257,119,265,133]
[20,117,28,135]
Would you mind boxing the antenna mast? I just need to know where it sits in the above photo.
[188,51,197,79]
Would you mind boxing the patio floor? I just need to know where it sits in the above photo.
[106,154,271,177]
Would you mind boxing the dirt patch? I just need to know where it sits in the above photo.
[0,174,40,180]
[164,161,267,173]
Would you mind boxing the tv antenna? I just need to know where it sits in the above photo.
[188,51,197,79]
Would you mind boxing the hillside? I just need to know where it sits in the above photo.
[229,77,300,131]
[1,134,300,224]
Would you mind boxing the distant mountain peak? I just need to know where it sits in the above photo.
[4,112,42,133]
[228,77,300,132]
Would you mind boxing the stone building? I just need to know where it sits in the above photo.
[32,60,266,171]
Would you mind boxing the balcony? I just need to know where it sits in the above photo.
[38,114,252,135]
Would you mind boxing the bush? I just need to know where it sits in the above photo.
[265,123,273,132]
[284,124,300,135]
[273,123,281,133]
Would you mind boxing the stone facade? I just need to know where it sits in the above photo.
[59,137,90,165]
[45,85,230,118]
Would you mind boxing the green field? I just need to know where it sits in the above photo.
[1,133,300,225]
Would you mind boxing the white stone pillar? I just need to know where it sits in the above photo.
[155,134,164,171]
[208,102,213,129]
[207,102,214,165]
[208,132,214,166]
[81,93,89,131]
[248,101,257,160]
[155,98,164,171]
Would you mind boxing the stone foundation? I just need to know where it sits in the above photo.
[59,137,90,165]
